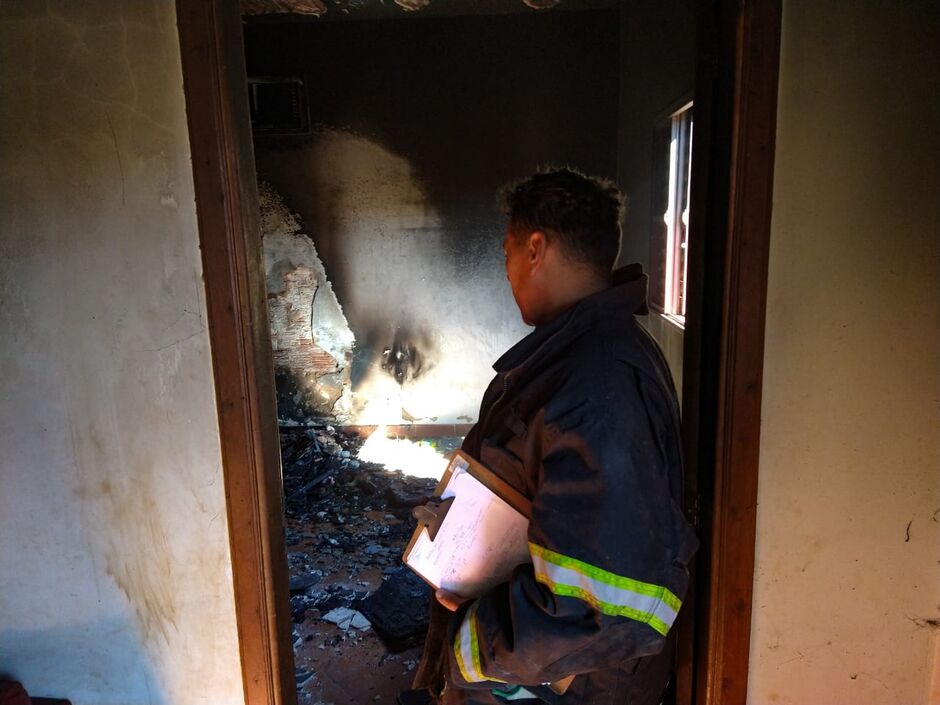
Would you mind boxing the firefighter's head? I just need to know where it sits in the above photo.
[499,168,626,326]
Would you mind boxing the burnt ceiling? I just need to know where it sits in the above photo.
[242,0,618,22]
[243,0,329,17]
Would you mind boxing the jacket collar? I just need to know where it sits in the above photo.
[493,263,649,374]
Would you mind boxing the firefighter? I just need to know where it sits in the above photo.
[408,168,698,705]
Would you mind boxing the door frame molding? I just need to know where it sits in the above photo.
[174,1,781,703]
[680,1,782,703]
[176,3,296,705]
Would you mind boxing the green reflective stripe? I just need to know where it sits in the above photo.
[469,610,485,679]
[529,542,681,611]
[471,609,506,684]
[454,602,505,684]
[535,572,671,636]
[454,602,478,683]
[529,542,680,636]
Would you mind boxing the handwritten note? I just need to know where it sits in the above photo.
[405,463,531,597]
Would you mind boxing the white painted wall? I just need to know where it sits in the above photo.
[641,313,684,400]
[748,2,940,704]
[0,3,244,704]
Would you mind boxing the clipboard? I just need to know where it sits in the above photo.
[403,450,531,596]
[403,451,574,697]
[408,450,531,536]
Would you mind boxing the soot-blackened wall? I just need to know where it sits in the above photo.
[245,11,620,424]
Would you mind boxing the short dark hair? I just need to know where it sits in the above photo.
[499,168,626,274]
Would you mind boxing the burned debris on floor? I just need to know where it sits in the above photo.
[280,425,445,704]
[358,567,433,652]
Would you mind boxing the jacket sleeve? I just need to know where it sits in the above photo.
[444,371,697,689]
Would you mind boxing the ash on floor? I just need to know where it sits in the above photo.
[281,426,449,704]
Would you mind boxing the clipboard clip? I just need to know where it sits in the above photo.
[412,496,455,542]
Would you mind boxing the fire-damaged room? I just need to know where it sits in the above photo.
[246,2,641,429]
[1,2,938,705]
[240,2,695,702]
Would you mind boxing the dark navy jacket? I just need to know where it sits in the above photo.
[423,266,698,705]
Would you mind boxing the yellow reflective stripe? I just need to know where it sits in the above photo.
[529,542,680,636]
[535,572,671,636]
[529,543,682,611]
[453,602,505,684]
[454,622,474,683]
[469,612,486,680]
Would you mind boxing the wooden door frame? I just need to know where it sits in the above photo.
[176,3,297,705]
[679,0,782,703]
[174,1,781,704]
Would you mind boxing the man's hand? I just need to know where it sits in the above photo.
[435,589,470,612]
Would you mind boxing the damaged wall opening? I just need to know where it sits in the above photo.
[242,1,696,702]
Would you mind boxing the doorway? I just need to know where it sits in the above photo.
[175,0,781,703]
[244,4,694,702]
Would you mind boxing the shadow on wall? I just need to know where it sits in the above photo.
[259,129,527,426]
[0,617,163,705]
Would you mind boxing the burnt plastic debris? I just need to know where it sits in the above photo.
[289,571,323,595]
[358,566,433,653]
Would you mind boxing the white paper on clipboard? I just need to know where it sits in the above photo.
[404,454,531,597]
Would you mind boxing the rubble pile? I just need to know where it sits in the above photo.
[280,425,446,704]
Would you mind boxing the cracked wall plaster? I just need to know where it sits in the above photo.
[0,2,243,704]
[260,181,356,422]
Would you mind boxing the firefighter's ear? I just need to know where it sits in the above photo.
[526,230,548,270]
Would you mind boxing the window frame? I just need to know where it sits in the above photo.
[650,95,695,328]
[664,102,694,324]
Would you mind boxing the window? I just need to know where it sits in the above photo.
[247,76,310,135]
[650,102,693,324]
